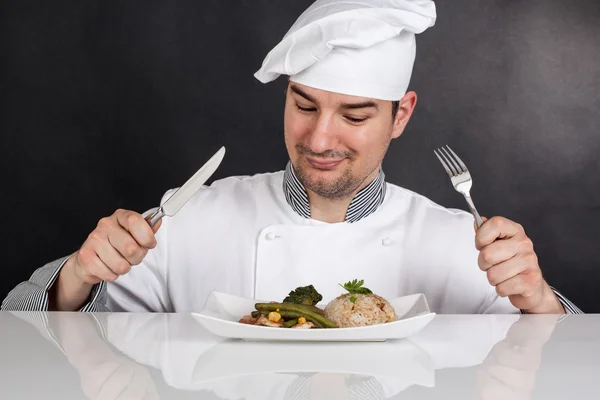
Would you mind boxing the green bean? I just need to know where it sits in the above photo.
[280,303,326,316]
[255,303,338,328]
[283,319,298,328]
[301,305,325,316]
[277,311,324,328]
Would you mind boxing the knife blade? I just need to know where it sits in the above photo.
[144,146,226,226]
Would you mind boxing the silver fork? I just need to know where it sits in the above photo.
[434,145,484,228]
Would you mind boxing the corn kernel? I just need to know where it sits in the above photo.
[268,312,281,322]
[298,316,307,324]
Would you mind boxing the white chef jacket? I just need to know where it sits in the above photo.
[104,170,518,314]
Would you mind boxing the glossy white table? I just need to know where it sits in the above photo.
[1,312,598,399]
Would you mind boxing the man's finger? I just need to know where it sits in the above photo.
[478,239,520,271]
[106,225,149,266]
[484,257,528,286]
[78,248,119,283]
[94,238,135,276]
[494,275,526,298]
[495,274,541,299]
[475,216,524,250]
[115,210,157,249]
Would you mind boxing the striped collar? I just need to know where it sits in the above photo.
[283,162,387,223]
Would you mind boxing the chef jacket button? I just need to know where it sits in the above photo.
[265,232,279,241]
[382,238,393,246]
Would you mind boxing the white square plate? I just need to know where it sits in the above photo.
[191,291,436,342]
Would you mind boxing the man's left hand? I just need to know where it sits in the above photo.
[475,216,565,314]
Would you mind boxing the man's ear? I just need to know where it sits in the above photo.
[391,91,417,140]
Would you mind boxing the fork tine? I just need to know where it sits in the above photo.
[445,145,468,173]
[441,146,463,174]
[434,149,453,178]
[437,147,459,176]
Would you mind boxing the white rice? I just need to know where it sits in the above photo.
[324,293,398,328]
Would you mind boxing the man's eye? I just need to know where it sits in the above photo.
[345,116,367,124]
[296,104,316,112]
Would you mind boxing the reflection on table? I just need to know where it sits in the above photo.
[1,311,598,400]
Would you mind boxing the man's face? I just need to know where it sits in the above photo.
[284,82,415,200]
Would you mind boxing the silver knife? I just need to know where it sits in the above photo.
[143,146,226,226]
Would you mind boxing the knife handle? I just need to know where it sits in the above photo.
[143,207,164,227]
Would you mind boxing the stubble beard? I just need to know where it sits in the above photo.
[295,161,360,200]
[293,143,377,201]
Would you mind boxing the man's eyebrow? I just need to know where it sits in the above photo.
[289,84,318,104]
[290,84,378,111]
[340,101,378,111]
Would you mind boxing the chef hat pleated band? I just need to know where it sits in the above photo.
[254,0,437,101]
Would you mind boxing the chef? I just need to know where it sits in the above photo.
[1,0,581,314]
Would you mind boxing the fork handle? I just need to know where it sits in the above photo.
[463,194,484,228]
[143,207,164,227]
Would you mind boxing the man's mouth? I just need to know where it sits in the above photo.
[305,157,344,170]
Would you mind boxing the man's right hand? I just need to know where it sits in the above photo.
[51,209,162,311]
[69,209,161,284]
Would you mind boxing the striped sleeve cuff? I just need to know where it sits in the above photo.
[519,286,583,315]
[1,256,108,312]
[551,286,583,314]
[80,280,108,312]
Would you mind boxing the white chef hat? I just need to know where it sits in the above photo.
[254,0,436,101]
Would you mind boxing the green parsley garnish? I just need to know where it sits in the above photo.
[339,279,372,295]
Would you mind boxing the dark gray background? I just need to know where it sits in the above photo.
[1,1,598,311]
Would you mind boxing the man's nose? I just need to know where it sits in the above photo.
[304,114,340,155]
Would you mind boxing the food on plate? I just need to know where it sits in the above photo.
[238,279,398,329]
[324,279,398,328]
[282,284,323,305]
[238,284,337,329]
[253,302,338,328]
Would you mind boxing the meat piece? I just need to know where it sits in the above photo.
[239,314,258,325]
[255,314,283,327]
[292,321,315,329]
